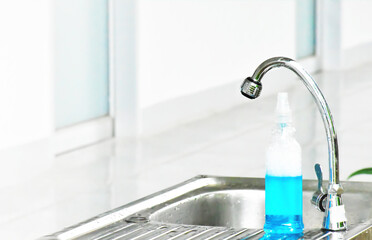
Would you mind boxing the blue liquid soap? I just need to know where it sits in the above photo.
[264,174,304,234]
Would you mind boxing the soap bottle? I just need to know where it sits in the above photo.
[264,93,304,234]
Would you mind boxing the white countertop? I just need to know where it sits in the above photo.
[2,64,372,239]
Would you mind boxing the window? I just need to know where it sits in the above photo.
[55,0,110,128]
[296,0,316,59]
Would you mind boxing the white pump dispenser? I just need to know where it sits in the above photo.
[276,92,292,125]
[264,92,304,234]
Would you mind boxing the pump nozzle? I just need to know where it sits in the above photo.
[276,92,292,124]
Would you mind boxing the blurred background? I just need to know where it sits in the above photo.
[1,0,372,239]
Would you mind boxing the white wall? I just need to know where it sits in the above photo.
[137,0,296,109]
[339,0,372,69]
[341,0,372,49]
[0,0,54,150]
[321,0,372,69]
[111,0,298,136]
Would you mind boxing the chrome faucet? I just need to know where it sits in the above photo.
[240,57,347,231]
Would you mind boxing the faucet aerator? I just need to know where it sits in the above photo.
[240,77,262,99]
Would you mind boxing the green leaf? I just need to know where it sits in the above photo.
[347,168,372,180]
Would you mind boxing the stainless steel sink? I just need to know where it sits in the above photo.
[40,176,372,240]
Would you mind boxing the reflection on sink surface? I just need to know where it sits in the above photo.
[40,176,372,240]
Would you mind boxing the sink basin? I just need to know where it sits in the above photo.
[150,189,268,229]
[40,176,372,239]
[149,190,321,229]
[149,184,372,230]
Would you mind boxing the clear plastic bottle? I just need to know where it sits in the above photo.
[264,93,304,234]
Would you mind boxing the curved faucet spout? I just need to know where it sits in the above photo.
[247,57,339,184]
[241,57,347,231]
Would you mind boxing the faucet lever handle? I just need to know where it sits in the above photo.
[314,163,324,193]
[311,163,327,212]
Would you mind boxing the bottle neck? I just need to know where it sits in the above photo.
[273,122,295,137]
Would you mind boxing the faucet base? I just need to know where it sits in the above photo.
[322,191,347,231]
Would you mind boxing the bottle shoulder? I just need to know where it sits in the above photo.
[269,127,301,148]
